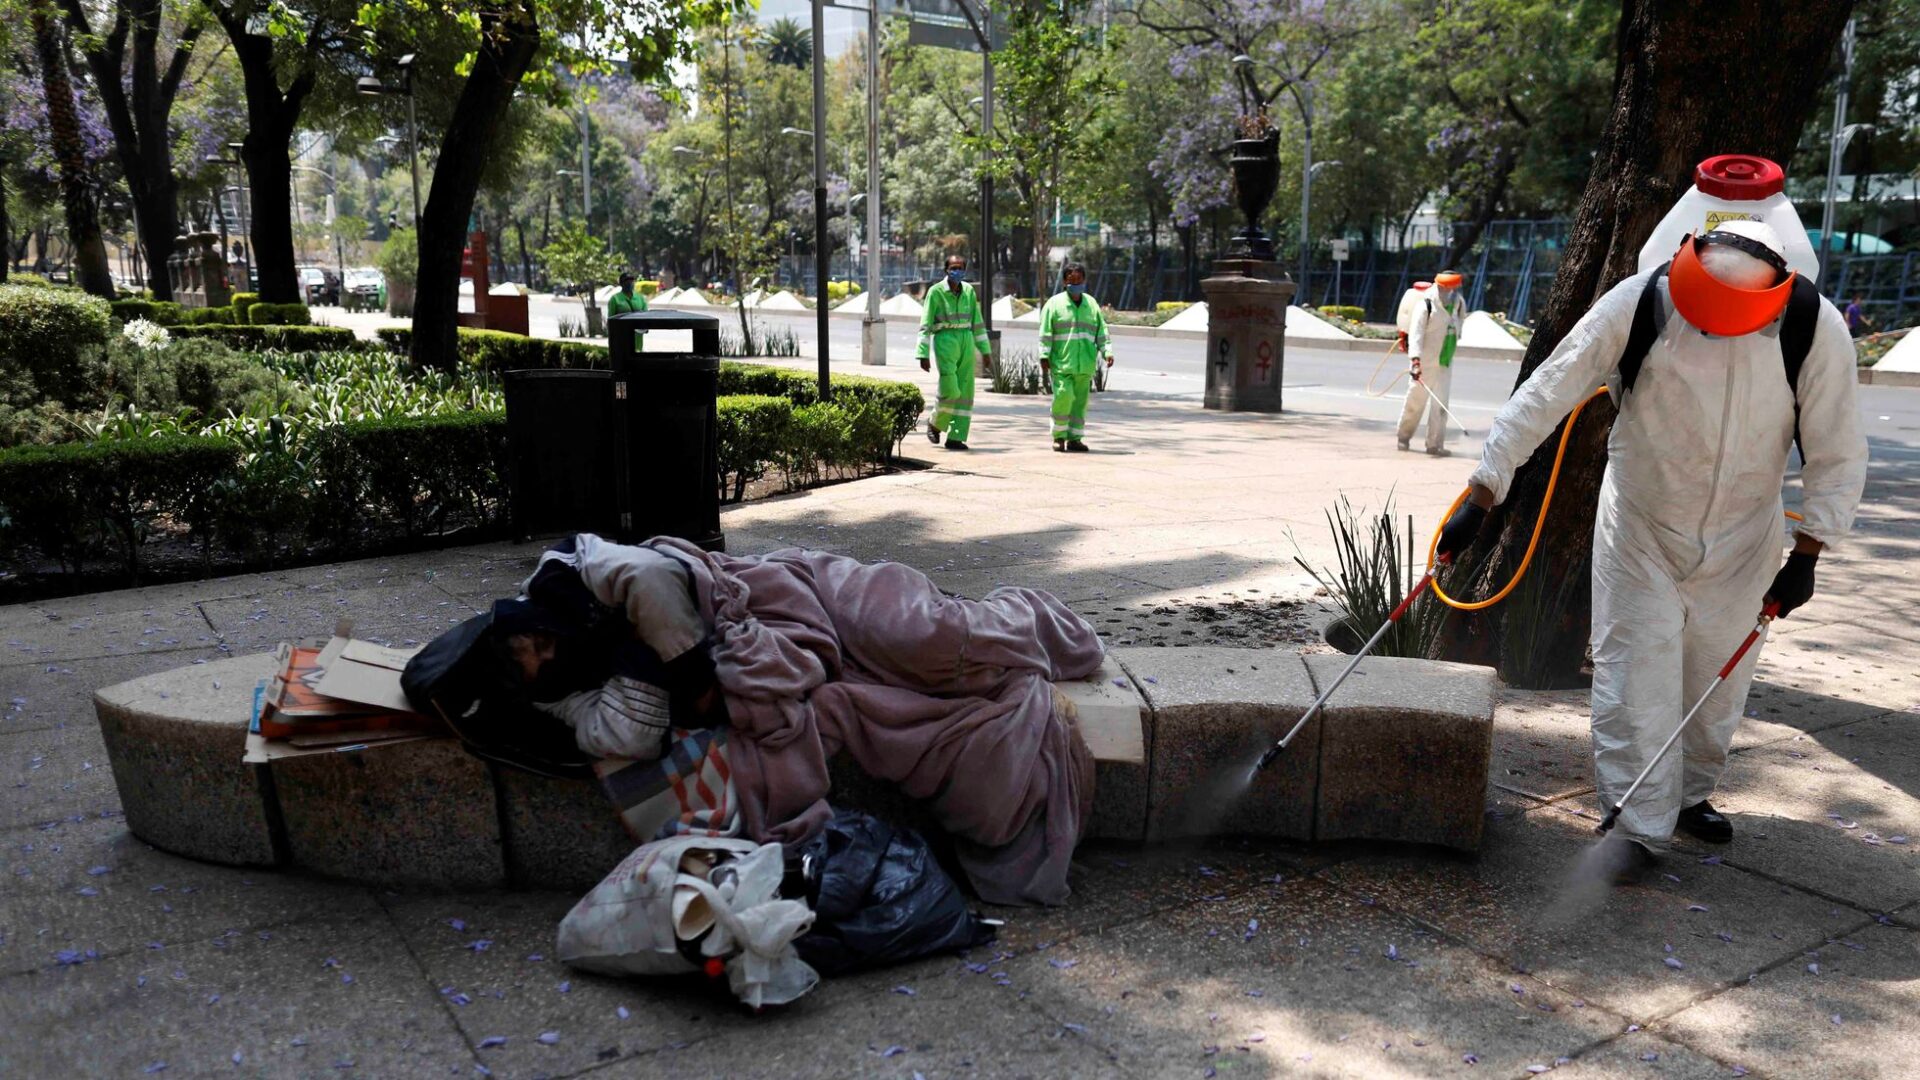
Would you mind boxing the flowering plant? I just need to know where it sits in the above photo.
[121,318,172,351]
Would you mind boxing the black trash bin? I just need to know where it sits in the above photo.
[502,310,725,550]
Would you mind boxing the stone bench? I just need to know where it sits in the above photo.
[93,646,1495,892]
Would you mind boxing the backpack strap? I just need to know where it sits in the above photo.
[1617,265,1668,397]
[1779,274,1821,460]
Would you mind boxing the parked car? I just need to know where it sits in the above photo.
[298,265,341,306]
[343,267,385,312]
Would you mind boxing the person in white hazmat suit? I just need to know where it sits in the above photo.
[1434,220,1867,878]
[1397,270,1467,456]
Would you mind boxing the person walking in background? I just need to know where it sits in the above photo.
[1844,295,1871,337]
[1037,263,1114,453]
[608,271,647,321]
[918,254,991,452]
[1397,269,1466,456]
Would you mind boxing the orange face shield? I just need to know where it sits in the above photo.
[1667,233,1795,337]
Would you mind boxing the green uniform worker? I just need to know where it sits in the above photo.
[1038,262,1113,452]
[608,272,648,320]
[918,255,991,451]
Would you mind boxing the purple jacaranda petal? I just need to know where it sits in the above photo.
[880,1046,906,1058]
[617,1006,631,1019]
[478,1036,508,1049]
[1050,959,1077,970]
[536,1032,559,1045]
[1688,905,1710,913]
[557,981,570,993]
[1463,1053,1479,1065]
[1664,958,1685,970]
[448,919,466,932]
[893,985,916,995]
[468,940,492,952]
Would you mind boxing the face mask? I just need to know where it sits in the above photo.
[1066,283,1085,298]
[946,269,965,285]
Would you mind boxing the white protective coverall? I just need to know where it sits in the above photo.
[1468,272,1867,848]
[1398,289,1465,453]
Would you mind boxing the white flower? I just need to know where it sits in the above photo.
[122,318,171,350]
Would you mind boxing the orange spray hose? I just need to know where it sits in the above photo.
[1423,387,1805,612]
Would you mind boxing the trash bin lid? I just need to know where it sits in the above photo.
[609,310,720,332]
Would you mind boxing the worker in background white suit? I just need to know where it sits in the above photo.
[1397,270,1467,456]
[1434,220,1867,879]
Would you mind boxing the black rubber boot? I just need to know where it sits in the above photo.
[1677,800,1734,844]
[1066,440,1089,453]
[926,420,941,445]
[1053,440,1066,452]
[945,439,969,451]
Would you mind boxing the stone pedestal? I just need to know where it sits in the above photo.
[1202,260,1296,413]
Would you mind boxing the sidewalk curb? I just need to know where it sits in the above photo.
[1860,367,1920,387]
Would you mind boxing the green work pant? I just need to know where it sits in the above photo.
[1050,372,1091,441]
[934,354,975,441]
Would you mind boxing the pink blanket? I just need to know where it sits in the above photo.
[650,538,1105,906]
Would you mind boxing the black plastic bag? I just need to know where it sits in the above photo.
[794,808,996,976]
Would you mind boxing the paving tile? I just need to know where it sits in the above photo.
[1317,802,1856,1020]
[984,837,1331,954]
[0,722,120,833]
[198,578,482,652]
[1547,1030,1741,1078]
[1658,922,1920,1079]
[0,911,473,1077]
[1732,675,1896,750]
[0,605,219,663]
[0,813,375,978]
[1491,687,1596,802]
[1710,712,1920,913]
[380,890,785,1079]
[995,876,1624,1077]
[619,953,1126,1080]
[0,647,230,737]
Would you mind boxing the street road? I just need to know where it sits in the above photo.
[501,292,1920,463]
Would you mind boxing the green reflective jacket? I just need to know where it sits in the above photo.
[1037,291,1112,376]
[916,281,989,364]
[608,289,648,319]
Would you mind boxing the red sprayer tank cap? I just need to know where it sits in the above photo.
[1694,155,1785,200]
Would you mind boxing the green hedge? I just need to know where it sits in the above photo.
[718,363,924,448]
[167,325,363,352]
[230,292,261,324]
[1318,305,1366,323]
[248,302,312,326]
[308,412,511,545]
[0,283,112,411]
[0,435,237,577]
[375,327,611,372]
[716,395,793,502]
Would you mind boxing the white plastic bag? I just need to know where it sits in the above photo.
[556,835,819,1008]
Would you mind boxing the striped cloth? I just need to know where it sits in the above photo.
[595,726,741,841]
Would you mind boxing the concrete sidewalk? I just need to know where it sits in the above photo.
[1,378,1915,1078]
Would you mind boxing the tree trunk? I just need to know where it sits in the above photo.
[410,0,542,372]
[0,172,9,284]
[211,10,315,305]
[31,2,113,296]
[60,0,200,303]
[1435,0,1856,687]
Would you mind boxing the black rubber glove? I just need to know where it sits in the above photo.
[1435,501,1488,565]
[1766,551,1817,618]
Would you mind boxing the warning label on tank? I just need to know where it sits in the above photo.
[1703,210,1763,231]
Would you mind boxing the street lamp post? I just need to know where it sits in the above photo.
[556,169,581,218]
[781,118,833,398]
[356,54,421,227]
[1818,17,1860,283]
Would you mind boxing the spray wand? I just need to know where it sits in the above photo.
[1253,557,1447,773]
[1594,603,1778,835]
